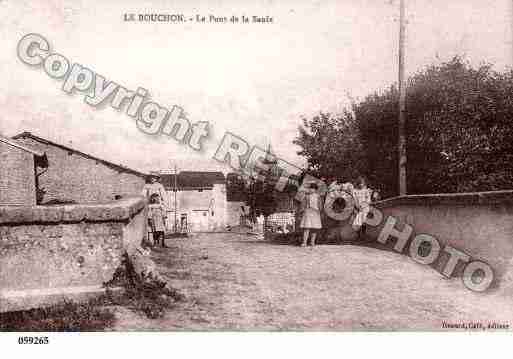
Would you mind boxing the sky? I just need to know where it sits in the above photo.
[0,0,511,175]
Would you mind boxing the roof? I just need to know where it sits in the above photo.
[12,132,148,178]
[0,133,44,157]
[161,171,225,190]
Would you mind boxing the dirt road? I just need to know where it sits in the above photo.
[112,233,513,330]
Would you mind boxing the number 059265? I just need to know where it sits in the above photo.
[18,336,49,344]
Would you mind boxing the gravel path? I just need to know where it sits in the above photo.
[112,233,513,331]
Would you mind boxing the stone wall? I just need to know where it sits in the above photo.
[15,136,146,204]
[324,190,513,293]
[0,141,36,206]
[0,197,147,312]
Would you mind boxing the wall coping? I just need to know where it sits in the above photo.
[373,190,513,208]
[0,196,147,225]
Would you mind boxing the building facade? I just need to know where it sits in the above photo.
[161,171,227,232]
[13,132,147,204]
[0,135,45,206]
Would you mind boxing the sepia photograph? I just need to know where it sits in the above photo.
[1,0,513,353]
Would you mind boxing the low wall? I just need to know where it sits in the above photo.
[326,190,513,293]
[0,197,147,312]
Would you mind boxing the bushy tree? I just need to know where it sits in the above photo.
[293,111,366,183]
[296,57,513,197]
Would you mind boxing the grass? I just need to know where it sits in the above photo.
[0,298,115,332]
[1,251,185,331]
[103,252,185,319]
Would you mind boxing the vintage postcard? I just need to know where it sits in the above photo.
[1,0,513,347]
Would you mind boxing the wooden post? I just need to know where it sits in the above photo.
[398,0,407,195]
[174,165,177,233]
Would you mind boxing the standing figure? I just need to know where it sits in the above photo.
[256,212,265,233]
[239,205,247,227]
[180,213,188,233]
[299,183,323,247]
[142,174,166,204]
[148,194,167,247]
[351,176,375,238]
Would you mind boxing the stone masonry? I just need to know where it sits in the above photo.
[13,132,146,204]
[0,197,147,312]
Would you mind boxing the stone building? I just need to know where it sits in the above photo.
[12,132,147,204]
[160,171,227,232]
[0,134,46,206]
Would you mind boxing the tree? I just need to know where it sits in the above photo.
[296,57,513,197]
[227,145,283,222]
[293,111,366,182]
[226,172,247,202]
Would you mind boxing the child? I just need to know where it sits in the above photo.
[351,176,375,238]
[256,212,265,234]
[148,193,167,247]
[299,183,323,247]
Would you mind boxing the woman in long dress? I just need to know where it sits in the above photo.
[148,194,167,247]
[300,183,323,247]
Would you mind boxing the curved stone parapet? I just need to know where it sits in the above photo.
[326,190,513,294]
[374,190,513,207]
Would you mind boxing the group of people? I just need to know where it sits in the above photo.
[298,175,379,248]
[140,173,379,248]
